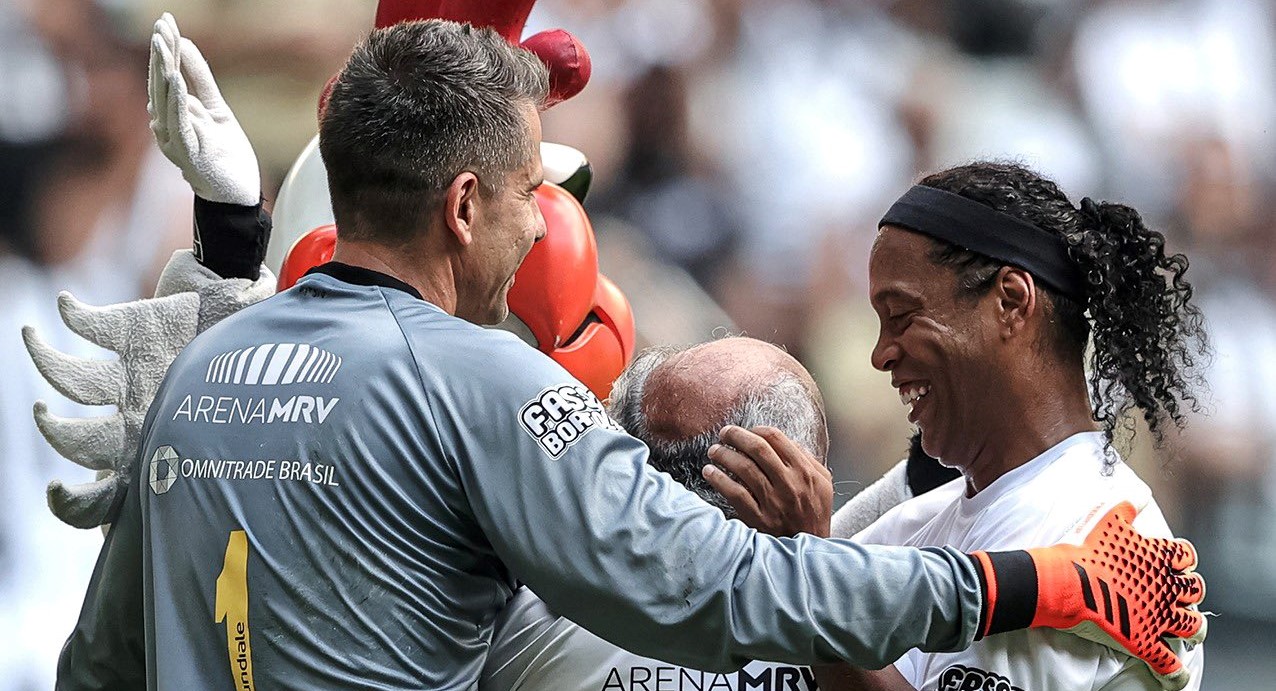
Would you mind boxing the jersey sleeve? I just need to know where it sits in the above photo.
[54,444,148,689]
[422,331,985,673]
[891,454,1196,691]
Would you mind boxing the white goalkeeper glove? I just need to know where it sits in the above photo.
[148,12,260,206]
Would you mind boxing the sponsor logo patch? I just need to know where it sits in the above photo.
[938,664,1023,691]
[147,446,340,494]
[186,344,344,425]
[149,445,179,495]
[206,343,342,385]
[172,394,339,425]
[519,383,621,459]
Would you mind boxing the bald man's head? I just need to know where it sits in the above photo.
[607,337,828,517]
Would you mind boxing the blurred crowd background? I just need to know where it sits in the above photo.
[2,0,1273,688]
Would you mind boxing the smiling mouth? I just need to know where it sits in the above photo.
[897,383,931,420]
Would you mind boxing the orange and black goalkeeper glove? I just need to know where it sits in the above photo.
[968,502,1205,690]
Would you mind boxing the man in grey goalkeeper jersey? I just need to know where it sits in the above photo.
[55,18,1205,691]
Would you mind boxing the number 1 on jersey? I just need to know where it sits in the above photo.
[215,530,257,691]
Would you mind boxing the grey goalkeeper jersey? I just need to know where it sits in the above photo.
[58,265,983,690]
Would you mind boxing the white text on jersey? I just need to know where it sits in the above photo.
[172,394,340,424]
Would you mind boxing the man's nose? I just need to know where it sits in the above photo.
[870,334,900,372]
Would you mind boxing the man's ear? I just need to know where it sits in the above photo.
[443,172,481,246]
[995,266,1036,338]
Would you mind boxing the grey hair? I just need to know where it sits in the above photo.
[607,344,688,440]
[319,19,549,242]
[607,346,826,519]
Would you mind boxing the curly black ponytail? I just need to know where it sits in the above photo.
[917,162,1208,448]
[1069,198,1207,446]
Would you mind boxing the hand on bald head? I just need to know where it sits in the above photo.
[606,337,828,520]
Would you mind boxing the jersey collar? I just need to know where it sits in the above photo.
[305,262,423,300]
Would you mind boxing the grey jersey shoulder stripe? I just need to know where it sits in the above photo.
[296,346,322,382]
[318,355,342,383]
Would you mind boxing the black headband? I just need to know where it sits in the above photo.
[879,185,1087,302]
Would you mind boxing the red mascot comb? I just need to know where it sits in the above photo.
[374,0,591,108]
[318,0,591,128]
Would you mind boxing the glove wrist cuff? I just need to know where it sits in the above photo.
[970,549,1039,639]
[193,196,271,280]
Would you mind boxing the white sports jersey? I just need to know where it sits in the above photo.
[853,432,1205,691]
[481,587,817,691]
[832,475,965,544]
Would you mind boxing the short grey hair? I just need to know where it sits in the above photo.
[607,345,826,519]
[319,19,549,242]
